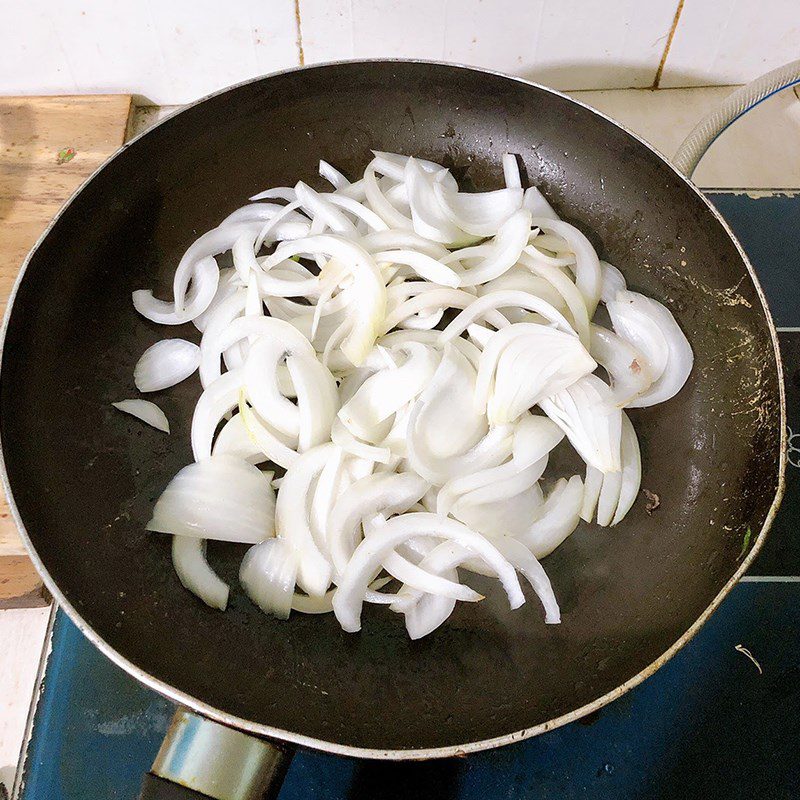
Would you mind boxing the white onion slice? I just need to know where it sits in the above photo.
[517,475,584,559]
[589,324,652,407]
[600,261,626,304]
[172,536,229,610]
[531,218,602,316]
[607,290,693,407]
[134,339,200,393]
[333,513,523,632]
[274,444,336,596]
[475,323,596,425]
[112,399,170,433]
[540,375,622,473]
[147,454,275,543]
[327,472,428,575]
[133,256,220,326]
[240,538,299,620]
[212,413,266,465]
[439,290,576,342]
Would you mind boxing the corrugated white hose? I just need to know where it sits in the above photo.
[673,59,800,178]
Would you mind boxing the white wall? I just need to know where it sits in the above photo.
[0,0,797,104]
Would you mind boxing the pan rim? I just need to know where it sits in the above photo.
[0,58,786,760]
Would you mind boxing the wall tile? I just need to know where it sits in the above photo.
[0,0,300,104]
[299,0,679,89]
[661,0,800,87]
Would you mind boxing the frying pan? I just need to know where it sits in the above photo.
[0,61,785,798]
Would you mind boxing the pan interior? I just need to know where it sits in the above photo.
[0,62,781,753]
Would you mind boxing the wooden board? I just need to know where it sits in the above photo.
[0,95,132,603]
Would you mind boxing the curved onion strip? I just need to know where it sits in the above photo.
[172,536,229,609]
[330,417,392,463]
[600,261,627,304]
[540,375,622,473]
[523,186,559,220]
[212,412,267,464]
[520,251,590,346]
[238,392,299,469]
[191,370,242,460]
[148,454,275,543]
[374,249,460,287]
[274,444,336,596]
[319,160,350,190]
[364,164,413,230]
[581,465,603,522]
[503,154,522,189]
[327,473,428,575]
[172,222,261,310]
[295,181,358,236]
[607,290,693,408]
[332,513,524,632]
[453,209,531,285]
[517,475,584,559]
[134,256,220,325]
[240,538,299,620]
[381,550,483,603]
[478,268,566,317]
[439,290,576,343]
[589,324,653,407]
[611,413,641,526]
[530,218,602,316]
[327,193,388,231]
[381,288,509,335]
[112,399,170,433]
[286,354,339,451]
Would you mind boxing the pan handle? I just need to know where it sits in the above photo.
[139,708,295,800]
[672,59,800,178]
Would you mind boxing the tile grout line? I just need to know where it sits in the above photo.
[652,0,685,89]
[740,576,800,582]
[776,327,800,332]
[293,0,305,66]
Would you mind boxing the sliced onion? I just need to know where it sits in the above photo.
[332,513,524,632]
[452,209,531,285]
[607,290,693,407]
[531,218,602,316]
[212,412,267,464]
[475,323,596,425]
[134,339,200,393]
[523,186,559,220]
[147,454,275,543]
[133,256,220,325]
[517,475,584,559]
[112,399,170,433]
[327,472,428,575]
[540,375,622,473]
[191,370,242,460]
[600,261,626,304]
[238,392,299,469]
[172,536,229,610]
[439,290,576,343]
[240,538,299,620]
[274,444,336,596]
[589,324,653,407]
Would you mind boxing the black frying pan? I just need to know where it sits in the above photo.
[0,60,785,795]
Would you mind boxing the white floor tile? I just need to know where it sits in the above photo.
[0,606,51,794]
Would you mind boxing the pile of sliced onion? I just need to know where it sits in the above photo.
[117,151,693,638]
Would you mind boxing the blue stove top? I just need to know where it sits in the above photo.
[15,190,800,800]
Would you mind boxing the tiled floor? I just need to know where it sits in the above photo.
[1,83,799,793]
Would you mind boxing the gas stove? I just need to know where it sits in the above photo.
[14,190,800,800]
